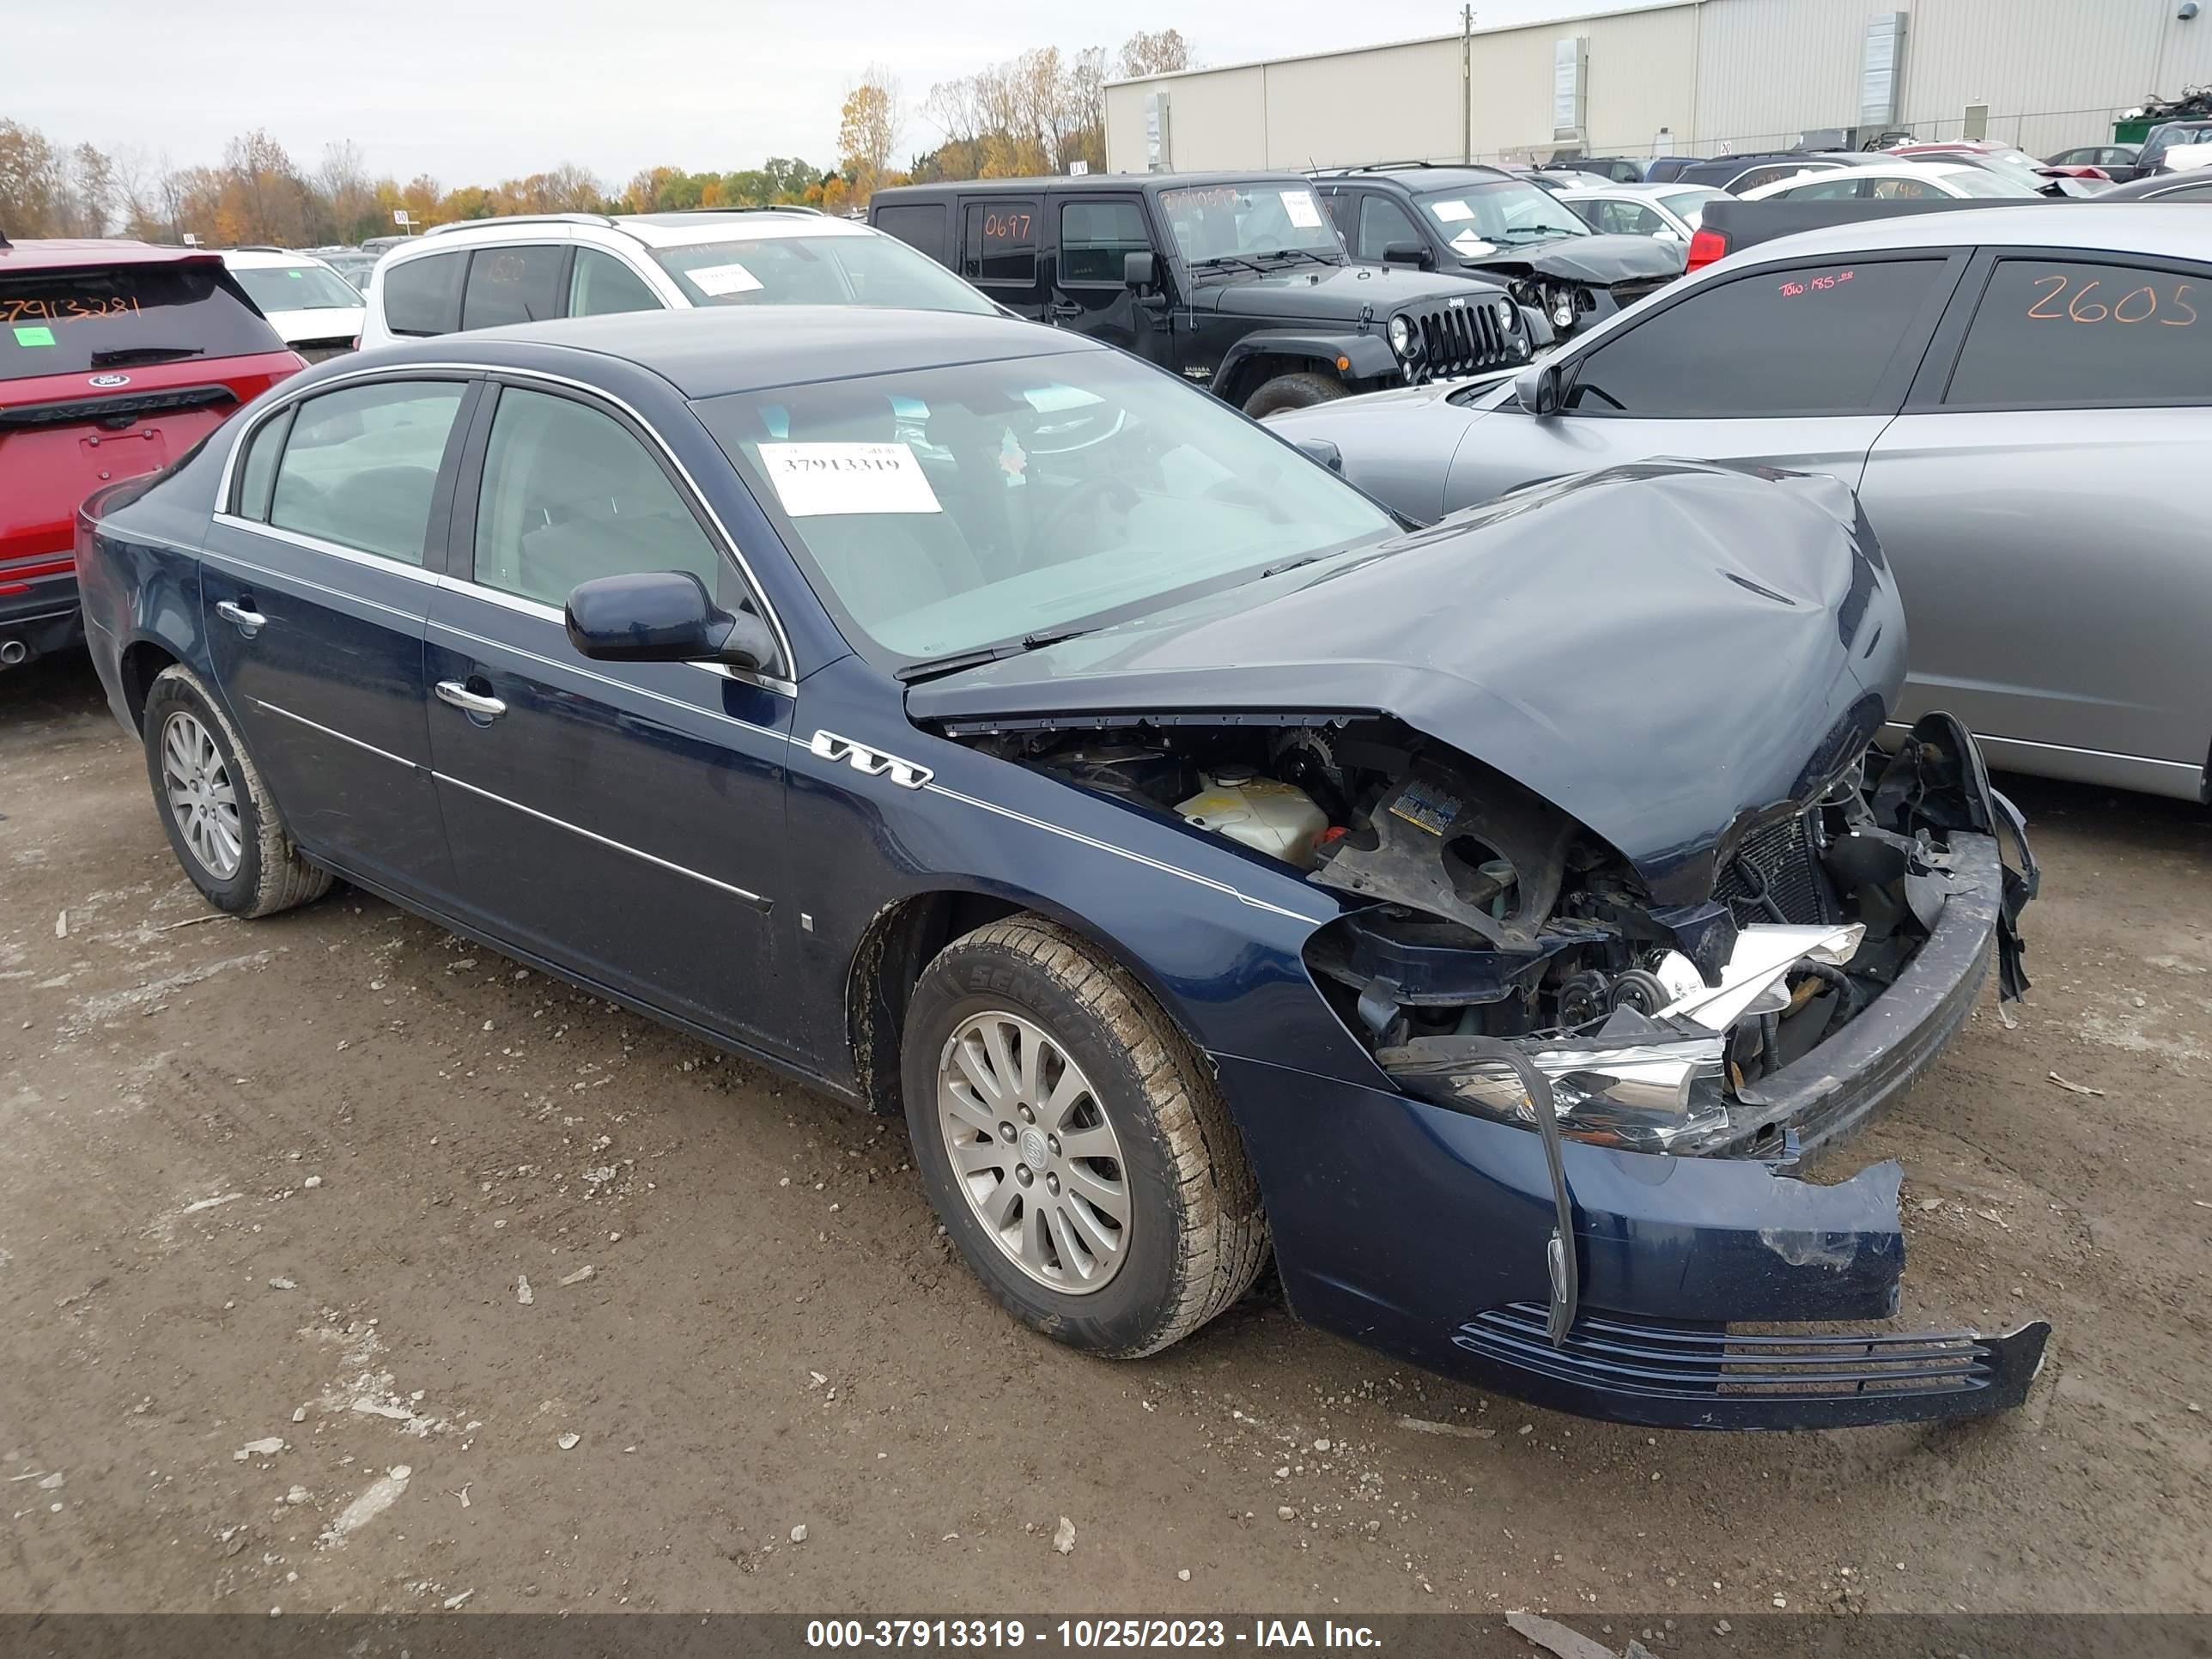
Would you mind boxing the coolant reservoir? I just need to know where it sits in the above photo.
[1176,767,1330,868]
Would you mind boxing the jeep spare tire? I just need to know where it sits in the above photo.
[1243,371,1351,418]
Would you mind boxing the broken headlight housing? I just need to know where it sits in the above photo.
[1376,922,1866,1154]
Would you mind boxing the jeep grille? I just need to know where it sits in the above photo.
[1410,301,1513,381]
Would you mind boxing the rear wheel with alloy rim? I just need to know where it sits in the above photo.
[141,664,333,918]
[902,915,1270,1357]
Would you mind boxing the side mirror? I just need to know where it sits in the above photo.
[1123,250,1157,289]
[1382,240,1432,270]
[1292,436,1344,471]
[565,570,778,672]
[1512,360,1563,417]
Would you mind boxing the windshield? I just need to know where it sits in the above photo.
[231,264,364,312]
[1,262,283,381]
[1157,184,1342,266]
[1415,182,1587,252]
[653,234,995,314]
[694,349,1397,665]
[1944,167,2039,198]
[1656,186,1728,228]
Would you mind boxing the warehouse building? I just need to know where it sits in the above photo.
[1103,0,2212,173]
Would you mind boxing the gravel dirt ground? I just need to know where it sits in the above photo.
[3,653,2209,1618]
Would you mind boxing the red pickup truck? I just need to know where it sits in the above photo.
[2,235,303,671]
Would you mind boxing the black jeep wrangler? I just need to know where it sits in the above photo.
[870,173,1531,416]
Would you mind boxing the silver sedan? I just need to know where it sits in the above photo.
[1270,204,2212,802]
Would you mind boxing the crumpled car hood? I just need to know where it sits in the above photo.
[907,462,1904,907]
[1459,233,1686,285]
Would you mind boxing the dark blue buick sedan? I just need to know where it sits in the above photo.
[75,307,2047,1429]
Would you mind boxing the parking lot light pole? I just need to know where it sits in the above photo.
[1462,3,1474,163]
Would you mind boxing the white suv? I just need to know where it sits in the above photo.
[358,209,997,348]
[221,247,368,361]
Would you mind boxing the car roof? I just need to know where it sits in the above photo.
[1316,165,1515,191]
[405,209,860,254]
[1764,161,1975,183]
[2095,169,2212,198]
[1732,202,2212,263]
[220,247,335,269]
[1555,180,1718,198]
[0,236,221,272]
[876,172,1311,199]
[367,304,1102,399]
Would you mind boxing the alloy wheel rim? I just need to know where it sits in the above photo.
[936,1011,1131,1294]
[161,711,243,880]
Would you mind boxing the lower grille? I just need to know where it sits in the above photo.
[1458,1304,2007,1403]
[1412,301,1513,379]
[1716,812,1832,926]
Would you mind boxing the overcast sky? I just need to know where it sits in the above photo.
[9,0,1596,187]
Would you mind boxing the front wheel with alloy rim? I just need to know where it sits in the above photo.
[902,915,1270,1358]
[141,664,333,918]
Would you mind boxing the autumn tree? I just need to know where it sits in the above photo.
[837,66,902,205]
[1117,28,1190,78]
[0,120,65,235]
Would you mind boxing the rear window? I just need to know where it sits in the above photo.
[380,251,467,337]
[872,204,950,266]
[230,264,364,313]
[1,262,285,381]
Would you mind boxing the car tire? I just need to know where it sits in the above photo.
[1243,371,1351,418]
[142,664,332,919]
[902,914,1269,1358]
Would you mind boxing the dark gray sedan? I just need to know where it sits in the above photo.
[1270,204,2212,803]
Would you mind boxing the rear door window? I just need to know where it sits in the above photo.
[1942,257,2212,409]
[459,245,568,331]
[2,261,283,380]
[1566,257,1947,416]
[267,380,468,562]
[380,252,467,337]
[961,200,1039,286]
[874,203,950,266]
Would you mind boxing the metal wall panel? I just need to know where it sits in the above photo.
[1261,38,1466,167]
[1899,0,2212,157]
[1692,0,1875,155]
[1103,1,2212,175]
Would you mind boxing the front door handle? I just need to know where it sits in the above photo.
[215,599,267,636]
[434,679,507,720]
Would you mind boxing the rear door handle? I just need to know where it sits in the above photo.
[1048,301,1083,320]
[434,679,507,720]
[215,599,267,636]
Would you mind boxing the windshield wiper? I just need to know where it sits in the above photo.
[1255,248,1334,268]
[894,627,1091,685]
[1188,254,1267,276]
[88,345,206,367]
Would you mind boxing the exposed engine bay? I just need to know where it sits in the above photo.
[957,712,2028,1159]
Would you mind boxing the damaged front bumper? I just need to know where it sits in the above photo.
[1231,1031,2051,1428]
[1230,749,2049,1428]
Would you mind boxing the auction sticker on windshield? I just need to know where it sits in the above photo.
[687,261,765,296]
[1430,199,1475,222]
[758,442,943,517]
[1280,189,1324,229]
